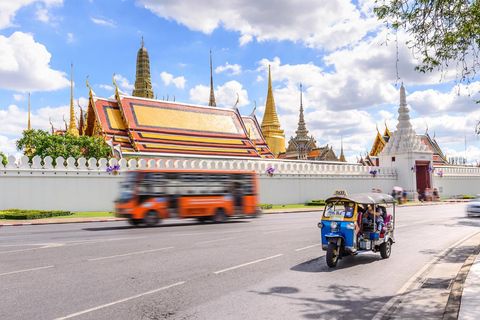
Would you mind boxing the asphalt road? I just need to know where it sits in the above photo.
[1,203,479,320]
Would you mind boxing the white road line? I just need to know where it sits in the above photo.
[0,237,149,254]
[87,247,174,261]
[214,254,283,274]
[195,237,237,245]
[295,243,321,252]
[263,228,300,234]
[54,281,185,320]
[0,265,54,276]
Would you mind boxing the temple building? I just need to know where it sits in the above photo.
[80,41,273,159]
[260,66,286,158]
[363,84,448,167]
[278,84,341,161]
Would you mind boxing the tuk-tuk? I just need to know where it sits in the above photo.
[317,193,395,267]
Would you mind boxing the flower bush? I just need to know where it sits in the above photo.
[369,170,377,177]
[266,167,275,176]
[106,165,120,175]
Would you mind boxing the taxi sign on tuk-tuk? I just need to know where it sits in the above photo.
[333,190,348,196]
[317,192,395,268]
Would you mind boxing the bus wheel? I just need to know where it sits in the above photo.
[212,208,226,223]
[380,240,392,259]
[145,210,159,227]
[128,219,140,226]
[326,243,339,268]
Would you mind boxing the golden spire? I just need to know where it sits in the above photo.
[27,92,31,130]
[261,65,281,127]
[132,36,154,98]
[260,65,285,157]
[208,50,216,107]
[67,63,79,136]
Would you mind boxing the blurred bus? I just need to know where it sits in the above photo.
[115,170,260,226]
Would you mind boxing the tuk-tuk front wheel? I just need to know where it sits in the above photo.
[380,240,392,259]
[326,242,340,268]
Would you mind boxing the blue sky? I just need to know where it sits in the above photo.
[1,0,480,163]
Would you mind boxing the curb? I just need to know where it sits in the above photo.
[0,218,124,227]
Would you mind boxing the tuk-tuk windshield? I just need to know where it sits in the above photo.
[324,201,355,219]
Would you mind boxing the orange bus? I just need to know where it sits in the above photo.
[114,169,261,226]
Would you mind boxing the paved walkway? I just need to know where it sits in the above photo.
[0,199,476,319]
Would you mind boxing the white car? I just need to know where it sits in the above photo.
[466,196,480,217]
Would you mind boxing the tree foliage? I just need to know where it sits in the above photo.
[374,0,480,82]
[16,129,112,163]
[0,153,6,166]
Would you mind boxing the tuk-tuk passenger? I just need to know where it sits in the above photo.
[362,205,386,232]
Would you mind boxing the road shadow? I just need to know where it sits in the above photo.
[291,252,383,273]
[250,281,451,319]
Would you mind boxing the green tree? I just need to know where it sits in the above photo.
[16,129,112,164]
[374,0,480,82]
[0,153,6,166]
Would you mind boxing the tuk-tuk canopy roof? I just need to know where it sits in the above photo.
[325,193,395,205]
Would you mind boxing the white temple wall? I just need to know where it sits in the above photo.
[1,156,480,211]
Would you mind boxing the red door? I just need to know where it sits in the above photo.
[415,161,431,200]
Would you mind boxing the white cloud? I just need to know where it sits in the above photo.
[91,17,116,27]
[114,74,134,91]
[100,84,114,91]
[189,80,249,107]
[67,33,74,43]
[239,34,252,46]
[407,82,480,115]
[215,62,242,75]
[0,31,70,92]
[138,0,380,50]
[13,94,25,101]
[160,71,186,89]
[0,0,62,29]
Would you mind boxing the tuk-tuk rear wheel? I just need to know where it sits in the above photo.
[326,243,339,268]
[380,240,392,259]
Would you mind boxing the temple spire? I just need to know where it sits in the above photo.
[295,83,308,138]
[67,63,79,136]
[208,50,216,107]
[261,65,281,127]
[27,92,31,130]
[339,137,346,162]
[260,65,285,157]
[132,37,154,98]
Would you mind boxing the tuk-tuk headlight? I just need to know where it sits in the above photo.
[346,223,355,230]
[317,222,324,229]
[330,221,339,232]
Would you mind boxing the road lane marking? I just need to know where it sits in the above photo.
[195,237,237,245]
[0,265,54,276]
[295,244,321,252]
[54,281,185,320]
[0,237,149,254]
[87,247,174,261]
[214,254,283,274]
[263,228,302,234]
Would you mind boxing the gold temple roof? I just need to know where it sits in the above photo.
[87,92,274,158]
